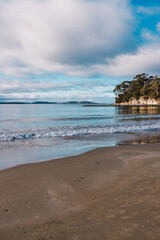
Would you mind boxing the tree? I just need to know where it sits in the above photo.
[113,74,160,103]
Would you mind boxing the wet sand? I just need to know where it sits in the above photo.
[1,144,160,239]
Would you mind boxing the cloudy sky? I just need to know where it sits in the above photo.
[0,0,160,103]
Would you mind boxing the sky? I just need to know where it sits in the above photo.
[0,0,160,103]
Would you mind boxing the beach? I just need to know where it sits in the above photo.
[1,144,160,240]
[0,0,160,238]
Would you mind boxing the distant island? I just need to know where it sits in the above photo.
[0,101,97,105]
[113,73,160,105]
[33,101,96,105]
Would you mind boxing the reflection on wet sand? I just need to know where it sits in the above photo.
[117,134,160,145]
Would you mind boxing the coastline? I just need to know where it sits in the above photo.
[1,144,160,239]
[113,103,160,106]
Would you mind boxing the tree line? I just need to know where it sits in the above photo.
[113,73,160,103]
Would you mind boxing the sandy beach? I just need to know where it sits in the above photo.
[1,144,160,240]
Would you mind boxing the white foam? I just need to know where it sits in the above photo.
[0,120,160,142]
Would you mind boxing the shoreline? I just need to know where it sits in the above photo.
[1,144,160,239]
[1,131,160,171]
[0,144,131,172]
[113,103,160,106]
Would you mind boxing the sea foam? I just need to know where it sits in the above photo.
[0,120,160,141]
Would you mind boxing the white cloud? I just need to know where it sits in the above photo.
[2,0,160,101]
[97,44,160,76]
[0,80,71,93]
[0,84,114,102]
[137,6,160,16]
[0,0,134,77]
[156,22,160,33]
[141,29,160,42]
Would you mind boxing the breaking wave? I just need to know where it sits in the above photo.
[1,120,160,141]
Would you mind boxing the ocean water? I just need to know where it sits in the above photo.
[1,104,160,169]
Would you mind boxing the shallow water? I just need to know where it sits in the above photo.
[0,104,160,169]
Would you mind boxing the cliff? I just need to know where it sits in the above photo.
[114,97,160,105]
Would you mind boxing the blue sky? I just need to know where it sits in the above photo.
[0,0,160,103]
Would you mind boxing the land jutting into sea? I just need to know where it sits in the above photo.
[113,73,160,105]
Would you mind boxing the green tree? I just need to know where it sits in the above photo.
[113,73,160,103]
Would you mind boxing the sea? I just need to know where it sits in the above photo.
[1,104,160,170]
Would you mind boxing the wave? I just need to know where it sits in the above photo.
[1,115,160,123]
[0,116,115,123]
[1,120,160,141]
